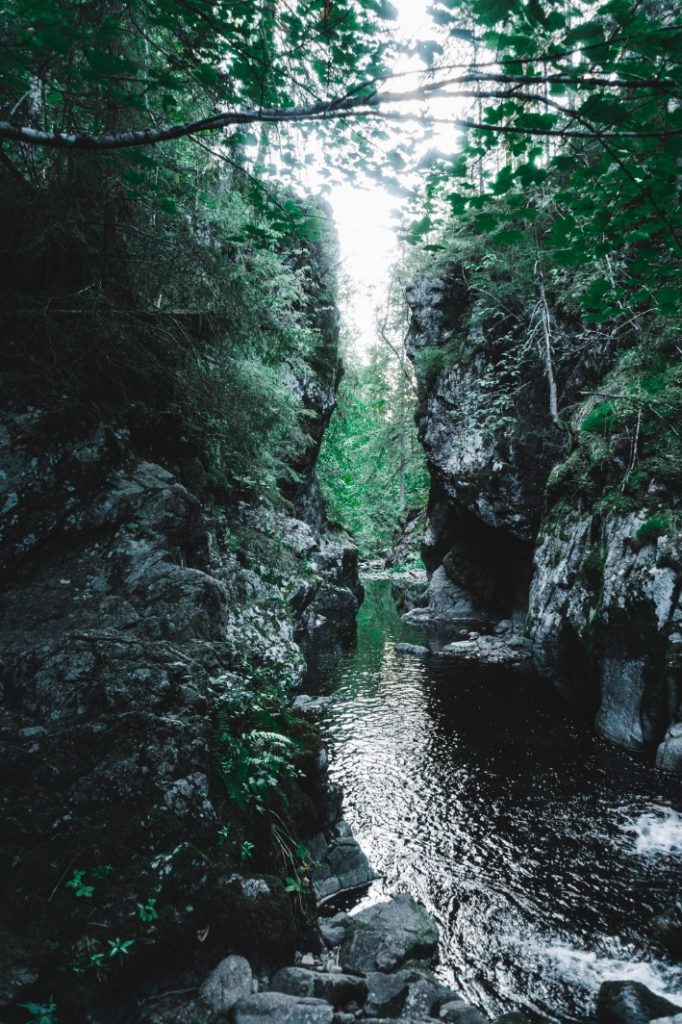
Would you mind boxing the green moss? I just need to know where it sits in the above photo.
[580,400,617,435]
[593,490,636,517]
[635,514,671,544]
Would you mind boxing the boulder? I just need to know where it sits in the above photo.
[233,992,334,1024]
[652,900,682,957]
[198,955,253,1016]
[270,967,366,1008]
[338,894,439,974]
[395,643,430,658]
[364,965,457,1018]
[365,970,413,1017]
[656,725,682,773]
[439,1001,489,1024]
[319,912,354,949]
[309,825,377,903]
[597,982,682,1024]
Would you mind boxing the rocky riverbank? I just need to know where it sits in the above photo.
[0,209,366,1019]
[137,890,682,1024]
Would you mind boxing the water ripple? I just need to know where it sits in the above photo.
[309,581,682,1023]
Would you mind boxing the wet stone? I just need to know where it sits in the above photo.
[233,992,334,1024]
[198,954,253,1016]
[597,982,682,1024]
[338,894,439,974]
[439,1001,489,1024]
[271,967,367,1008]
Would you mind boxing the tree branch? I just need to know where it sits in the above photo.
[2,81,681,151]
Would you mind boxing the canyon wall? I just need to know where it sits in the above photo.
[0,228,361,1020]
[406,265,681,769]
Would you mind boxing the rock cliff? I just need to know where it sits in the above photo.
[0,246,362,1018]
[406,264,681,768]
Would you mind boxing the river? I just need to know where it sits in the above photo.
[307,578,682,1023]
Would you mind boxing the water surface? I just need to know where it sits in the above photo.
[309,579,682,1022]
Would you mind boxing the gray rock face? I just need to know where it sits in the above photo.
[386,507,428,569]
[270,967,366,1007]
[233,993,334,1024]
[405,261,682,764]
[529,508,682,755]
[596,981,682,1024]
[199,955,253,1016]
[426,565,487,623]
[338,894,439,974]
[0,401,361,1008]
[405,266,568,633]
[364,966,456,1018]
[309,822,377,903]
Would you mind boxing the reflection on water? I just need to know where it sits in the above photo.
[308,579,682,1023]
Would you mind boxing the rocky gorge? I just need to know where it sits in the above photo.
[1,191,680,1024]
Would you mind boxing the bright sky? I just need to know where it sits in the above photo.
[322,0,464,359]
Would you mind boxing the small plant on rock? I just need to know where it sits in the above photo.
[635,514,671,545]
[19,1001,57,1024]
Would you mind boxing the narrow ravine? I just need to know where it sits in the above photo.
[309,579,682,1024]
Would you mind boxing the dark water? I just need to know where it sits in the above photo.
[310,579,682,1023]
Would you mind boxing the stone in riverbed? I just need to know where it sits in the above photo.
[233,992,334,1024]
[395,642,431,658]
[338,893,439,974]
[292,694,337,717]
[309,825,377,903]
[652,900,682,957]
[365,965,458,1018]
[320,912,354,948]
[439,1000,489,1024]
[270,967,366,1008]
[198,954,253,1015]
[435,635,530,669]
[597,982,682,1024]
[656,724,682,772]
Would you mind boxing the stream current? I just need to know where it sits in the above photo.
[307,579,682,1023]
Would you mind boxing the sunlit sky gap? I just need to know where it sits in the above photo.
[299,0,472,359]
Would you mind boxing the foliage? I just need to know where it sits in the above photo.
[137,898,158,923]
[546,326,682,509]
[19,1002,57,1024]
[65,870,94,899]
[1,149,339,501]
[0,0,397,146]
[319,349,429,557]
[408,0,682,320]
[216,684,303,817]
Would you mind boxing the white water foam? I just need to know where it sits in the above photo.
[539,942,682,1005]
[624,806,682,856]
